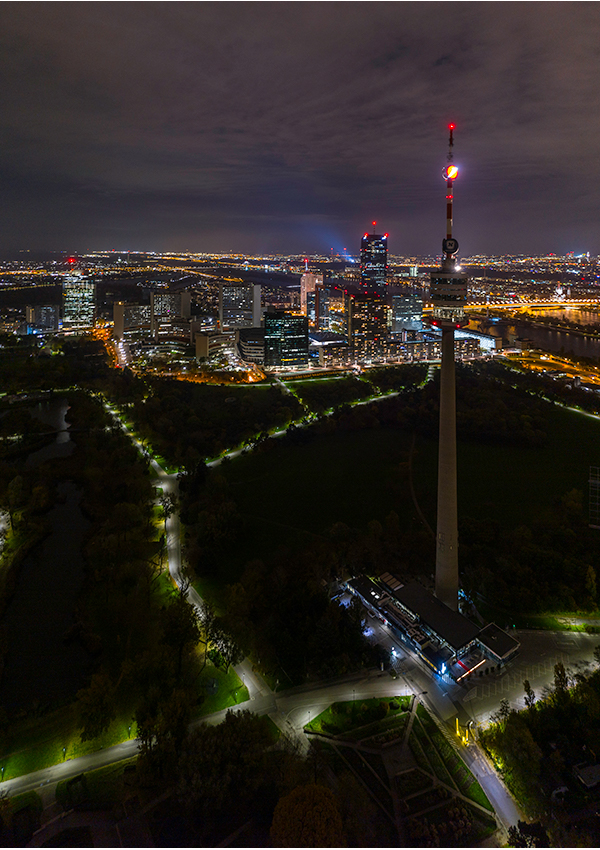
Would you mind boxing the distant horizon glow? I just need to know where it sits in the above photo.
[0,2,599,257]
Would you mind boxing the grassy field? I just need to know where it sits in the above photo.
[0,660,246,782]
[304,696,411,738]
[210,398,600,582]
[55,758,137,810]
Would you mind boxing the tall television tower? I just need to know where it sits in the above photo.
[429,124,468,612]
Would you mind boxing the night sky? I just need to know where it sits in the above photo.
[1,2,600,257]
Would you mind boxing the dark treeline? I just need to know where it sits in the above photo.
[461,490,600,615]
[0,389,207,768]
[119,707,386,847]
[129,378,304,468]
[0,335,110,392]
[481,657,600,846]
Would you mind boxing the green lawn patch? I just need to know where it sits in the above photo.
[196,663,247,716]
[260,715,282,745]
[8,790,43,817]
[304,697,409,738]
[416,705,494,812]
[56,758,136,811]
[408,730,432,774]
[357,750,389,787]
[412,719,456,789]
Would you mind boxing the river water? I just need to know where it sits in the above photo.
[1,398,89,712]
[469,316,600,359]
[529,307,600,326]
[26,397,74,467]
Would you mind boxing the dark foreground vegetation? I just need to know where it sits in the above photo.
[0,385,235,784]
[481,655,600,847]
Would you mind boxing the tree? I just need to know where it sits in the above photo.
[159,492,178,531]
[507,820,550,847]
[211,624,244,673]
[160,595,200,677]
[76,671,117,742]
[552,661,570,706]
[270,784,346,848]
[177,709,272,817]
[523,679,536,711]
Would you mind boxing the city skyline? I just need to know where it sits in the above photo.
[1,3,599,256]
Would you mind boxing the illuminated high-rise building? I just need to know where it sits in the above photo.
[360,228,388,295]
[113,303,152,340]
[346,292,387,359]
[391,293,423,333]
[62,276,96,328]
[300,272,323,314]
[264,311,308,368]
[428,124,468,612]
[219,283,261,329]
[151,291,191,322]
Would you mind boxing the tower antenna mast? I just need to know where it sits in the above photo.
[443,124,458,264]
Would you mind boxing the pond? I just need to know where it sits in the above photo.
[26,397,74,468]
[0,480,90,712]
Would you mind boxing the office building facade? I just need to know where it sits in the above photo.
[113,303,153,339]
[346,292,387,359]
[62,277,96,328]
[391,293,423,333]
[264,311,308,368]
[219,283,261,329]
[26,305,59,332]
[300,272,323,314]
[360,233,388,294]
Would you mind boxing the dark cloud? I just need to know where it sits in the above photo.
[0,1,599,254]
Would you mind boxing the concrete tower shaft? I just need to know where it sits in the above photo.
[435,326,459,609]
[431,124,469,613]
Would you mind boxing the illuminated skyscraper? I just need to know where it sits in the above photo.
[264,311,308,368]
[429,125,468,612]
[151,291,191,322]
[346,292,387,359]
[300,272,323,314]
[62,276,96,328]
[360,228,388,295]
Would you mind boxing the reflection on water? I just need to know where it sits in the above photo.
[0,481,90,711]
[470,317,600,359]
[528,307,600,326]
[26,398,74,467]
